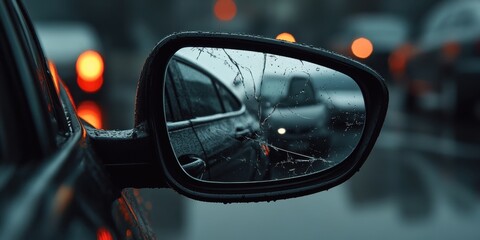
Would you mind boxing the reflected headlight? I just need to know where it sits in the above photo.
[277,128,286,135]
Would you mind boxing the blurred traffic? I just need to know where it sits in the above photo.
[403,0,480,120]
[24,0,480,239]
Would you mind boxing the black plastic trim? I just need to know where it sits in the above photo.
[87,123,167,189]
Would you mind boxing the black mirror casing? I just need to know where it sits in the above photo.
[134,32,388,203]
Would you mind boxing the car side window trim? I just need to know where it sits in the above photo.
[215,80,242,112]
[168,60,194,121]
[165,69,183,122]
[0,2,52,157]
[167,121,193,131]
[14,1,68,136]
[168,57,248,125]
[188,105,246,125]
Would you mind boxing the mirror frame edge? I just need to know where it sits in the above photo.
[135,32,389,203]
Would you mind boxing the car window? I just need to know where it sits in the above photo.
[164,86,173,122]
[0,25,32,164]
[433,14,453,31]
[260,76,289,105]
[281,77,316,107]
[0,96,15,164]
[167,62,194,122]
[165,70,181,122]
[13,2,67,141]
[0,66,6,162]
[215,81,241,112]
[176,61,223,118]
[452,9,476,29]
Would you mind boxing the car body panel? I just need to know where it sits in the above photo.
[166,56,263,181]
[0,1,152,239]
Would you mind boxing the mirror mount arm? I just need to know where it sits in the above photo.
[86,123,168,190]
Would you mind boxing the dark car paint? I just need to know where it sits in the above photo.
[0,1,155,239]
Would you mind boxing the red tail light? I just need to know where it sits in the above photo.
[96,227,113,240]
[389,43,415,79]
[411,79,432,96]
[442,42,460,61]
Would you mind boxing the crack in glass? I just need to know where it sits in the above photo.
[166,47,366,182]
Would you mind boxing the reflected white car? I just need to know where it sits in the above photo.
[260,74,331,158]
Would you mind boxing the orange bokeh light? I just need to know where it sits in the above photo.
[77,101,103,129]
[276,32,296,43]
[76,50,104,93]
[214,0,237,21]
[76,50,104,80]
[351,37,373,59]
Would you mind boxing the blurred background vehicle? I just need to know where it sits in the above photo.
[330,14,409,80]
[313,70,366,129]
[261,74,331,158]
[23,0,480,239]
[404,0,480,120]
[37,22,104,96]
[36,22,106,128]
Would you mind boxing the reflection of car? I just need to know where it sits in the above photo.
[165,56,265,182]
[260,74,331,158]
[405,0,480,119]
[331,14,409,80]
[314,73,366,129]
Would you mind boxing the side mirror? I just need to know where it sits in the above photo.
[134,32,388,202]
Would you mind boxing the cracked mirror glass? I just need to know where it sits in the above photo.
[164,47,365,183]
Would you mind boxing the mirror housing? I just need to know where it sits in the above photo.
[134,32,388,202]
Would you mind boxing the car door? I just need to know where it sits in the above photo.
[170,57,268,182]
[0,1,129,239]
